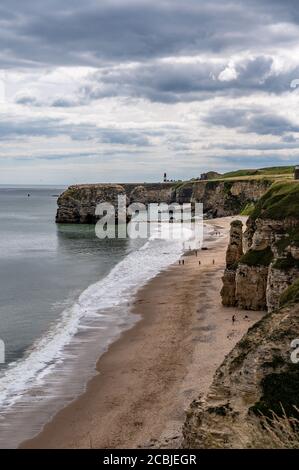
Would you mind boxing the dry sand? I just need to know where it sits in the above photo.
[21,216,263,449]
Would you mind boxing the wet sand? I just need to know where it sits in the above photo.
[21,216,263,449]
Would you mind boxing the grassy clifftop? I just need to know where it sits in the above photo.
[221,166,294,179]
[251,181,299,220]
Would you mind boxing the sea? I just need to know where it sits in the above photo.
[0,185,193,448]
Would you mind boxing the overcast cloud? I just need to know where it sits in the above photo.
[1,0,299,184]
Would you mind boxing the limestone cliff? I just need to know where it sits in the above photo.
[56,184,127,224]
[221,182,299,312]
[183,300,299,448]
[56,178,272,223]
[183,182,299,449]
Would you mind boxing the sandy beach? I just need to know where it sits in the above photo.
[21,216,263,449]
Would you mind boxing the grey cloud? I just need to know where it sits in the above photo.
[0,118,93,140]
[283,134,297,143]
[99,130,150,147]
[203,107,299,136]
[77,55,299,104]
[16,54,297,107]
[51,97,79,108]
[15,94,39,106]
[1,1,299,68]
[212,154,299,170]
[0,118,152,147]
[206,140,299,151]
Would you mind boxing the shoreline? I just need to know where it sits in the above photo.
[21,216,264,449]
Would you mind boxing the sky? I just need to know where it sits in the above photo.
[1,0,299,184]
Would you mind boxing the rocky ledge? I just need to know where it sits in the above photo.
[221,182,299,312]
[56,179,272,223]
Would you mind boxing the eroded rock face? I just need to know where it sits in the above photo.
[224,215,299,312]
[191,180,271,218]
[221,220,243,307]
[226,220,243,268]
[56,179,272,224]
[183,303,299,448]
[56,184,127,224]
[267,265,299,312]
[236,264,269,310]
[184,183,299,449]
[221,270,238,307]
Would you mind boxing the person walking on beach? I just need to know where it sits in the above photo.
[232,314,236,324]
[198,260,201,265]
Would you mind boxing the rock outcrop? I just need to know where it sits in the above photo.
[221,182,299,312]
[56,179,272,223]
[236,264,269,310]
[200,171,222,180]
[183,301,299,448]
[221,220,243,306]
[56,184,127,224]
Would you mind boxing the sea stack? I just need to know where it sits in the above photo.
[221,219,243,306]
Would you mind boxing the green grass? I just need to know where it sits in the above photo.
[240,202,256,216]
[251,181,299,220]
[222,166,294,179]
[239,247,273,267]
[280,279,299,307]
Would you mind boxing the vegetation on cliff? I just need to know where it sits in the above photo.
[251,181,299,220]
[275,228,299,254]
[250,369,299,419]
[240,202,255,216]
[280,279,299,307]
[273,255,299,271]
[221,166,294,179]
[239,247,273,267]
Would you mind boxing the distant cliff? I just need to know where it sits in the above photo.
[183,181,299,448]
[55,183,174,224]
[56,179,272,223]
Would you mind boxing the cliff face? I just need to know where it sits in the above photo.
[183,182,299,449]
[183,301,299,448]
[56,179,272,223]
[221,182,299,312]
[55,184,128,224]
[176,179,271,217]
